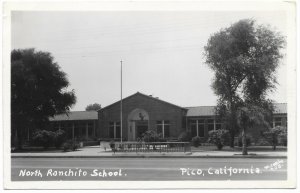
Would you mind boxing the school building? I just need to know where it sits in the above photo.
[49,92,287,143]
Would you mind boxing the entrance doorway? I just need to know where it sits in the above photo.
[136,125,148,139]
[127,108,149,141]
[136,120,148,139]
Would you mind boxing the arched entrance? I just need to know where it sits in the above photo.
[127,108,149,141]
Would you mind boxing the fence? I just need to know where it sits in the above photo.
[111,142,191,153]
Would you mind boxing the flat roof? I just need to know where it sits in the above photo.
[49,111,98,121]
[185,103,287,117]
[273,103,287,114]
[185,106,216,117]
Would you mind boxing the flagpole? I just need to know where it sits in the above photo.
[120,60,123,143]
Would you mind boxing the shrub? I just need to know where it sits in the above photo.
[62,141,72,152]
[263,126,287,150]
[62,140,80,152]
[54,130,66,149]
[279,131,287,146]
[32,130,55,149]
[207,129,230,150]
[178,131,192,142]
[142,130,163,142]
[191,136,201,147]
[72,141,80,151]
[238,135,252,147]
[256,138,271,146]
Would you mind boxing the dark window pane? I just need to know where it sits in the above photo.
[109,126,114,138]
[275,122,282,127]
[88,127,93,137]
[157,125,163,134]
[275,117,282,122]
[207,119,214,124]
[189,120,196,124]
[198,124,205,137]
[115,125,121,138]
[164,127,170,138]
[191,124,197,137]
[208,124,214,132]
[164,120,170,124]
[198,119,204,124]
[157,120,162,124]
[216,124,222,130]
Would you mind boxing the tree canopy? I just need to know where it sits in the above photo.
[85,103,101,111]
[204,19,285,147]
[11,48,76,148]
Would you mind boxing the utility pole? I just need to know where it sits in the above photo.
[120,60,123,143]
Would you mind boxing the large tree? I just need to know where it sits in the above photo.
[11,48,76,149]
[204,19,285,147]
[85,103,101,111]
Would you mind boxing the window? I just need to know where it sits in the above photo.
[198,124,204,137]
[88,123,93,137]
[190,119,205,137]
[109,122,121,139]
[156,120,170,138]
[191,124,197,137]
[274,117,282,127]
[207,119,214,132]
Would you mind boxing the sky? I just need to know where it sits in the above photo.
[11,11,287,111]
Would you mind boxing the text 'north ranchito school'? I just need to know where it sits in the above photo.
[19,168,126,178]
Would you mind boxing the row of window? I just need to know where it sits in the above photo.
[53,122,95,138]
[108,117,288,139]
[273,117,288,127]
[189,119,222,137]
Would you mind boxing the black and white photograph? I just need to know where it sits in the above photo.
[2,0,297,190]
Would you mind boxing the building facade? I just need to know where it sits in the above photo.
[48,92,287,143]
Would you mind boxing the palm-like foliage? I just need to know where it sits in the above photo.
[236,105,271,155]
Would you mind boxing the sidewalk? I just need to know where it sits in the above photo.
[11,146,287,158]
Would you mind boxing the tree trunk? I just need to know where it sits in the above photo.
[230,130,235,148]
[229,101,236,148]
[242,127,248,155]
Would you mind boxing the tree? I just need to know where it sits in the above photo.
[204,19,285,147]
[11,48,76,149]
[85,103,101,111]
[236,105,270,155]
